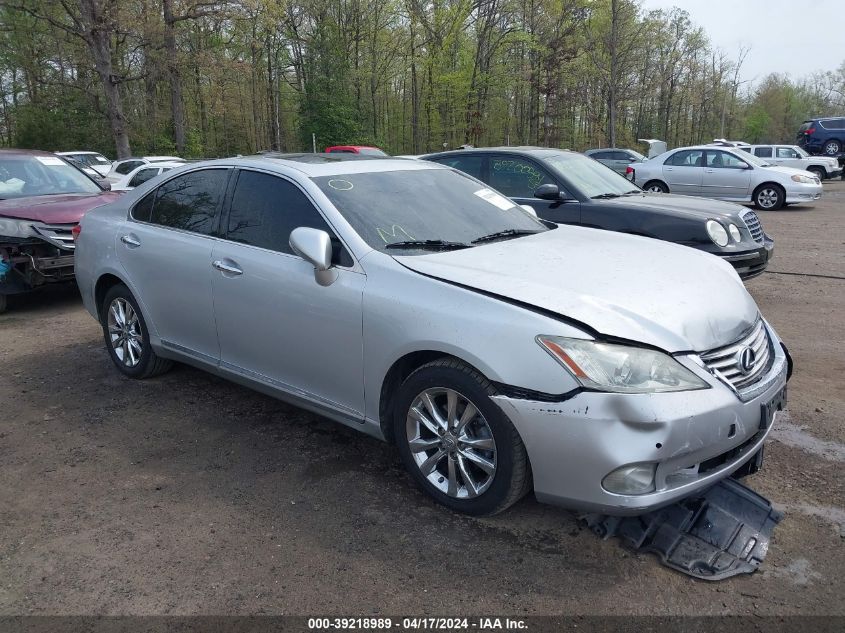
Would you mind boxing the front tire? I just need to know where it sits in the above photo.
[643,180,669,193]
[823,140,841,155]
[753,184,784,210]
[393,358,531,516]
[101,284,172,379]
[808,166,825,180]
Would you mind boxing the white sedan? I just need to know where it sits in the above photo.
[110,161,184,192]
[106,156,184,183]
[632,145,823,210]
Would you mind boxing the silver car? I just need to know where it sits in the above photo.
[74,155,790,516]
[583,148,646,176]
[633,145,823,210]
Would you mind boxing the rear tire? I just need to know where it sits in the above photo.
[643,180,669,193]
[101,284,172,379]
[393,358,531,516]
[753,184,784,210]
[823,140,841,155]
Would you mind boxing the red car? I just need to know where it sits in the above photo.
[324,145,388,156]
[0,149,119,313]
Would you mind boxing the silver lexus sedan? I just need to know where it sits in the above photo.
[74,154,791,516]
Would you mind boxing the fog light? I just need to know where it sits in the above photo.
[602,463,657,495]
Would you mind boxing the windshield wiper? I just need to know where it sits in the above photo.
[471,229,541,244]
[591,193,621,199]
[385,239,470,251]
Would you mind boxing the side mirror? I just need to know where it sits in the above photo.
[519,204,537,217]
[99,180,111,191]
[534,183,561,200]
[289,227,337,286]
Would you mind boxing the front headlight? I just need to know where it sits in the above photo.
[537,336,710,393]
[0,217,37,238]
[706,220,729,247]
[728,223,742,243]
[791,174,816,183]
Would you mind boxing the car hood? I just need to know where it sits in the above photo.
[762,165,814,178]
[395,227,758,353]
[602,193,747,220]
[0,192,119,224]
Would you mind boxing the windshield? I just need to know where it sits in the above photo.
[358,148,388,156]
[544,152,641,198]
[313,168,547,254]
[741,152,771,167]
[0,155,102,199]
[627,149,646,160]
[793,146,810,158]
[70,153,110,167]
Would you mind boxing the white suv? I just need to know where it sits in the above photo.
[742,145,841,180]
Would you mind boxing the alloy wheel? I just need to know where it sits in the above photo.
[646,184,665,193]
[406,387,497,499]
[756,188,780,209]
[107,297,143,367]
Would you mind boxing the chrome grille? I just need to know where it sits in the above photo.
[32,224,76,250]
[700,319,772,391]
[741,211,764,244]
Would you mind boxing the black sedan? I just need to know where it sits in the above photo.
[422,148,774,279]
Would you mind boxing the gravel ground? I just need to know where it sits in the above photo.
[1,182,843,616]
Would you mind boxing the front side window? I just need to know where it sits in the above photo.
[313,168,546,254]
[776,147,798,158]
[666,150,704,167]
[754,147,773,158]
[226,170,334,256]
[430,155,485,180]
[0,155,101,199]
[489,156,554,198]
[148,168,228,235]
[705,151,748,169]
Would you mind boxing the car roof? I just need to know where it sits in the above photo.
[56,151,104,155]
[424,147,576,158]
[0,148,60,158]
[193,153,445,177]
[326,145,380,150]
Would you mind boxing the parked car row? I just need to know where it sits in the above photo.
[70,153,791,518]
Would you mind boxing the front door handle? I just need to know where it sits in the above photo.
[120,234,141,247]
[212,259,243,275]
[705,169,715,173]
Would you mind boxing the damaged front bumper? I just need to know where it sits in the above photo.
[0,225,77,295]
[493,322,789,516]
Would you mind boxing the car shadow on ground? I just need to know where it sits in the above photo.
[1,282,82,318]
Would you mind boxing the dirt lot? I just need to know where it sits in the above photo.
[1,182,843,616]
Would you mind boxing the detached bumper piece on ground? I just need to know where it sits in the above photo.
[583,478,782,580]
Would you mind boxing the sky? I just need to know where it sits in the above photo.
[639,0,845,85]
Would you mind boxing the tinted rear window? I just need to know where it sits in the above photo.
[149,168,228,235]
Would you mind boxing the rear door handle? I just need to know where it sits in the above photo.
[705,169,715,173]
[212,259,243,275]
[120,234,141,247]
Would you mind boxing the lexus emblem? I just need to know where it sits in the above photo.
[738,346,756,374]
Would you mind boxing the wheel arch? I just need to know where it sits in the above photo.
[94,273,127,323]
[643,179,669,193]
[378,350,494,444]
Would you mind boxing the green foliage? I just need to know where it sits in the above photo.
[0,1,843,157]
